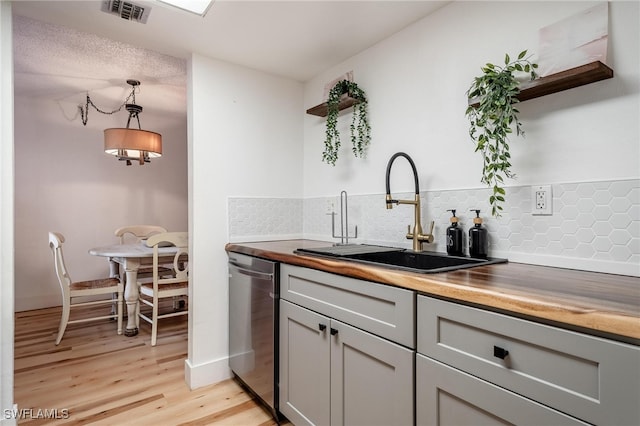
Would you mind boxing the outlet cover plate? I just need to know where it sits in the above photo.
[532,185,552,215]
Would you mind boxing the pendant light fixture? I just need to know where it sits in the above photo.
[79,79,162,166]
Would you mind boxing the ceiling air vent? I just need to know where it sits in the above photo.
[101,0,150,23]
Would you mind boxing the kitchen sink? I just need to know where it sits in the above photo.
[295,244,507,273]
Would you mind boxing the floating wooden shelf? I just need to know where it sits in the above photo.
[306,93,360,117]
[468,61,613,107]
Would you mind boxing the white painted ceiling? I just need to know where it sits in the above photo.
[11,0,448,116]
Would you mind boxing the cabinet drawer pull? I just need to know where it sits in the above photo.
[319,324,327,331]
[330,328,339,336]
[493,345,509,359]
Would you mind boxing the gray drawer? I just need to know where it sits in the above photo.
[281,264,414,348]
[416,354,589,426]
[417,295,640,425]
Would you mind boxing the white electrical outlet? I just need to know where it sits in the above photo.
[532,185,552,215]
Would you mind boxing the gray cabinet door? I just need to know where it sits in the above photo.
[280,300,414,426]
[416,354,589,426]
[280,300,331,426]
[331,319,414,426]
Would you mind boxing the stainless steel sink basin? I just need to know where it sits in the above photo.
[295,244,507,273]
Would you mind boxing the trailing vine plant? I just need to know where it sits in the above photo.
[465,50,538,217]
[323,80,371,166]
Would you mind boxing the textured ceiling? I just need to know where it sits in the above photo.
[13,15,188,117]
[11,0,448,116]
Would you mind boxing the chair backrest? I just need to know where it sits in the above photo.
[114,225,168,244]
[146,232,189,285]
[48,231,72,297]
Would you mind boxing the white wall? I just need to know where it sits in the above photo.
[186,54,303,388]
[0,2,15,423]
[13,95,188,311]
[303,1,639,197]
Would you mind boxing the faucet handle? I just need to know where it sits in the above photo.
[425,221,435,243]
[418,221,435,244]
[386,194,396,210]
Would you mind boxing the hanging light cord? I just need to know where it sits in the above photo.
[78,85,138,126]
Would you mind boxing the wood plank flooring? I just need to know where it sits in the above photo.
[14,305,280,425]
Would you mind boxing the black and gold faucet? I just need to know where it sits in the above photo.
[385,152,434,252]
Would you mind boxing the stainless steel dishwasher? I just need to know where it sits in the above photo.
[228,252,280,419]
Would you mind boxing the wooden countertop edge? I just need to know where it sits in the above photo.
[226,242,640,344]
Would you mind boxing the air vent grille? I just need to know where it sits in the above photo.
[101,0,150,23]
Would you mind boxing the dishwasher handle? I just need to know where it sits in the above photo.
[229,262,274,281]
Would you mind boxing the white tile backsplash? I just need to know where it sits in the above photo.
[228,197,303,242]
[228,179,639,276]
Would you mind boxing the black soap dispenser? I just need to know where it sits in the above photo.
[469,209,488,258]
[446,209,464,256]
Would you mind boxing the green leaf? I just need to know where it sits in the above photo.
[466,50,537,217]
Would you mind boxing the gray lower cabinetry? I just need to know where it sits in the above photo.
[416,354,589,426]
[279,300,331,426]
[278,264,640,426]
[279,264,415,426]
[280,264,415,348]
[416,295,640,426]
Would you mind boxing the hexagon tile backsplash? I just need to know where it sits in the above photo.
[228,179,639,276]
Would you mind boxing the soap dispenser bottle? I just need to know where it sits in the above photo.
[469,209,488,258]
[446,209,464,256]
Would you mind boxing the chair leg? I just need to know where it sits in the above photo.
[55,302,71,345]
[151,296,159,347]
[135,299,140,329]
[117,291,123,335]
[109,260,121,317]
[135,282,141,328]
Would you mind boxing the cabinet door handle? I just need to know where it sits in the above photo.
[493,345,509,359]
[318,324,326,331]
[330,328,339,336]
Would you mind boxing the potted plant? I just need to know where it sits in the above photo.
[465,50,538,217]
[323,80,371,166]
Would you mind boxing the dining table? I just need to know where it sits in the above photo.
[89,242,179,336]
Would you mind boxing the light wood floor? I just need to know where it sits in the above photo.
[14,304,280,425]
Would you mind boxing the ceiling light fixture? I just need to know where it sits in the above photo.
[79,79,162,166]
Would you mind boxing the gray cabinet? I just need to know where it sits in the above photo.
[280,300,331,426]
[279,265,415,426]
[416,354,589,426]
[280,264,414,348]
[416,295,640,426]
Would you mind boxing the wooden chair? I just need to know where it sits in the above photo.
[48,232,123,345]
[138,232,189,346]
[115,225,167,245]
[114,225,171,279]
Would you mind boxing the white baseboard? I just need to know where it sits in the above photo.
[184,356,232,390]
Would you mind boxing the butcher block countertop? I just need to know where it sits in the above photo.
[226,240,640,345]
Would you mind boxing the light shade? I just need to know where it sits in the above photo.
[104,128,162,163]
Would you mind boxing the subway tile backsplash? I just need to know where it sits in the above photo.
[228,179,639,276]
